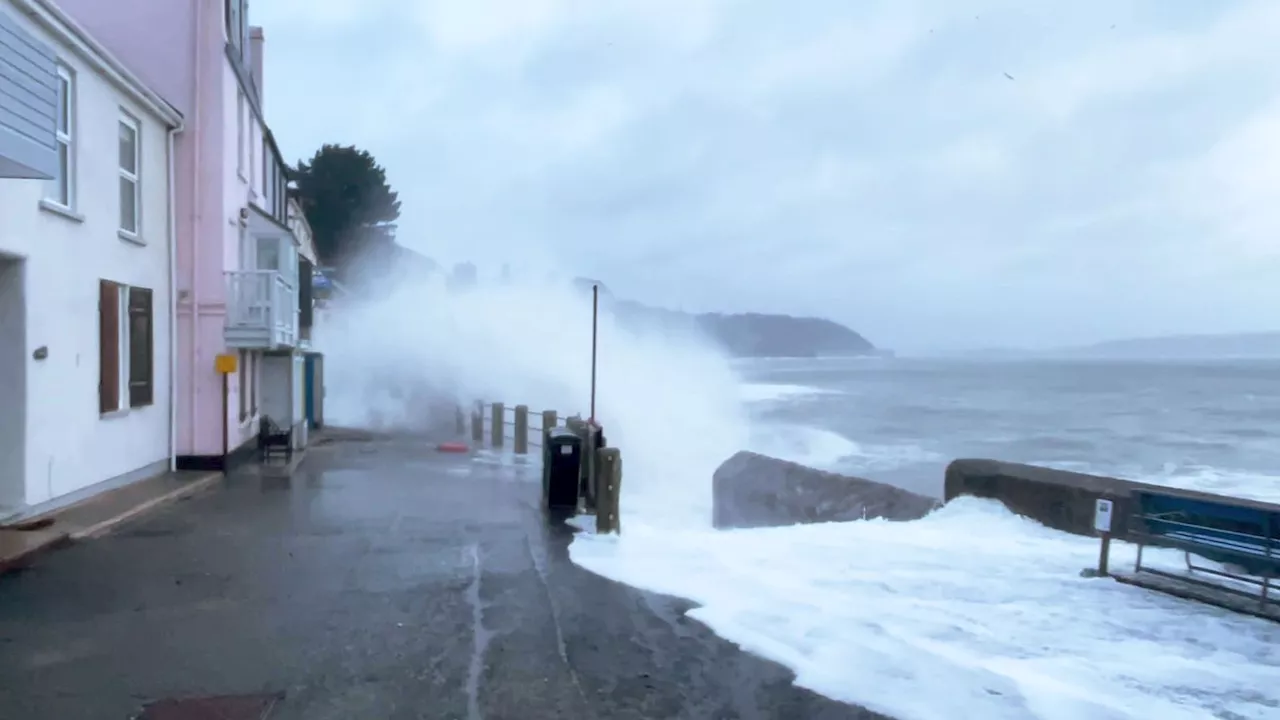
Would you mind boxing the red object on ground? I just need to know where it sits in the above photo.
[437,442,470,453]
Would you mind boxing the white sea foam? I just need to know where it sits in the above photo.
[570,497,1280,720]
[739,382,840,403]
[1035,459,1280,506]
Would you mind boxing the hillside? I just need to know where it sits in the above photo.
[1063,332,1280,359]
[592,284,874,357]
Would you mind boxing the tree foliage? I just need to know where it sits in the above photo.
[291,144,401,270]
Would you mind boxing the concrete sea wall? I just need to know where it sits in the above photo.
[712,451,940,530]
[713,453,1280,542]
[945,458,1280,542]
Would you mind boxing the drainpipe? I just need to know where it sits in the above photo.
[189,0,205,456]
[167,122,184,472]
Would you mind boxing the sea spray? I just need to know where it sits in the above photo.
[315,265,751,529]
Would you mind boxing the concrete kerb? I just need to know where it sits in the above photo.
[68,471,223,540]
[0,471,223,576]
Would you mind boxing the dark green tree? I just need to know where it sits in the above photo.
[291,144,401,271]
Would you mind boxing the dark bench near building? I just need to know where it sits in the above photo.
[1100,487,1280,622]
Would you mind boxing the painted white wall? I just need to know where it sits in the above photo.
[0,9,174,506]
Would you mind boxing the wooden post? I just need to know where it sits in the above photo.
[221,372,229,471]
[213,353,238,474]
[583,423,598,510]
[595,447,622,534]
[1094,498,1115,577]
[491,402,504,449]
[542,409,557,434]
[514,405,529,454]
[471,409,483,444]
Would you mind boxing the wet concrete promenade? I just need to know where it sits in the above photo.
[0,432,880,719]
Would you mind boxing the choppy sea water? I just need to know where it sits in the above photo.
[738,356,1280,503]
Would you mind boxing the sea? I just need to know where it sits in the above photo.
[568,356,1280,720]
[735,356,1280,504]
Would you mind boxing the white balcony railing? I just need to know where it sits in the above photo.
[225,269,298,349]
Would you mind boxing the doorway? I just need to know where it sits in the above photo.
[0,255,26,513]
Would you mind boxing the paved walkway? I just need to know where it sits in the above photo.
[0,433,880,719]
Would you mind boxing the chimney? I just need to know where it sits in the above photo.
[249,26,265,106]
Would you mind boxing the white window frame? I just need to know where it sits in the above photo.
[117,113,142,238]
[44,64,74,209]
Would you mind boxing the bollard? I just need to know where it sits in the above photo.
[490,402,505,449]
[595,447,622,534]
[471,409,483,444]
[542,409,557,436]
[582,423,599,510]
[455,405,466,436]
[514,405,529,454]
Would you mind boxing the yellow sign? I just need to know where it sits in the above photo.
[214,353,238,374]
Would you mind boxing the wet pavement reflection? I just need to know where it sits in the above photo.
[0,434,879,720]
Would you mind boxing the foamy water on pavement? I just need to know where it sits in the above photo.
[570,497,1280,720]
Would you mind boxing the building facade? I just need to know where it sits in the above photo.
[0,0,182,516]
[57,0,308,470]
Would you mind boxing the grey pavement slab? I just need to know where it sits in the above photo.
[0,435,881,720]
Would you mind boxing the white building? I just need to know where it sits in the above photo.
[0,0,182,518]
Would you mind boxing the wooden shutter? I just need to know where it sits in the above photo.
[128,287,153,407]
[99,280,120,413]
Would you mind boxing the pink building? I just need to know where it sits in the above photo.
[57,0,314,470]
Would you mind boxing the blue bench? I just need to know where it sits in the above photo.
[1124,489,1279,612]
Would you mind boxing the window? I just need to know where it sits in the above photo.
[236,92,245,176]
[226,0,247,49]
[237,350,258,421]
[276,166,285,220]
[240,0,250,56]
[44,65,74,207]
[99,281,153,413]
[249,353,258,417]
[238,350,248,420]
[118,115,141,236]
[248,122,256,186]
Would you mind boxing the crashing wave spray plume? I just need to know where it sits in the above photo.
[314,258,752,529]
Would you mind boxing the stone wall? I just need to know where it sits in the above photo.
[943,459,1156,540]
[712,451,940,530]
[945,458,1280,542]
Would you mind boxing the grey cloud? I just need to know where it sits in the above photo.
[257,0,1280,351]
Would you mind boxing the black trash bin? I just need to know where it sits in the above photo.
[544,428,583,511]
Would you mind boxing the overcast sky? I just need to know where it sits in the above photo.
[255,0,1279,352]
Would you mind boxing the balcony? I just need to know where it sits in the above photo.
[225,270,297,349]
